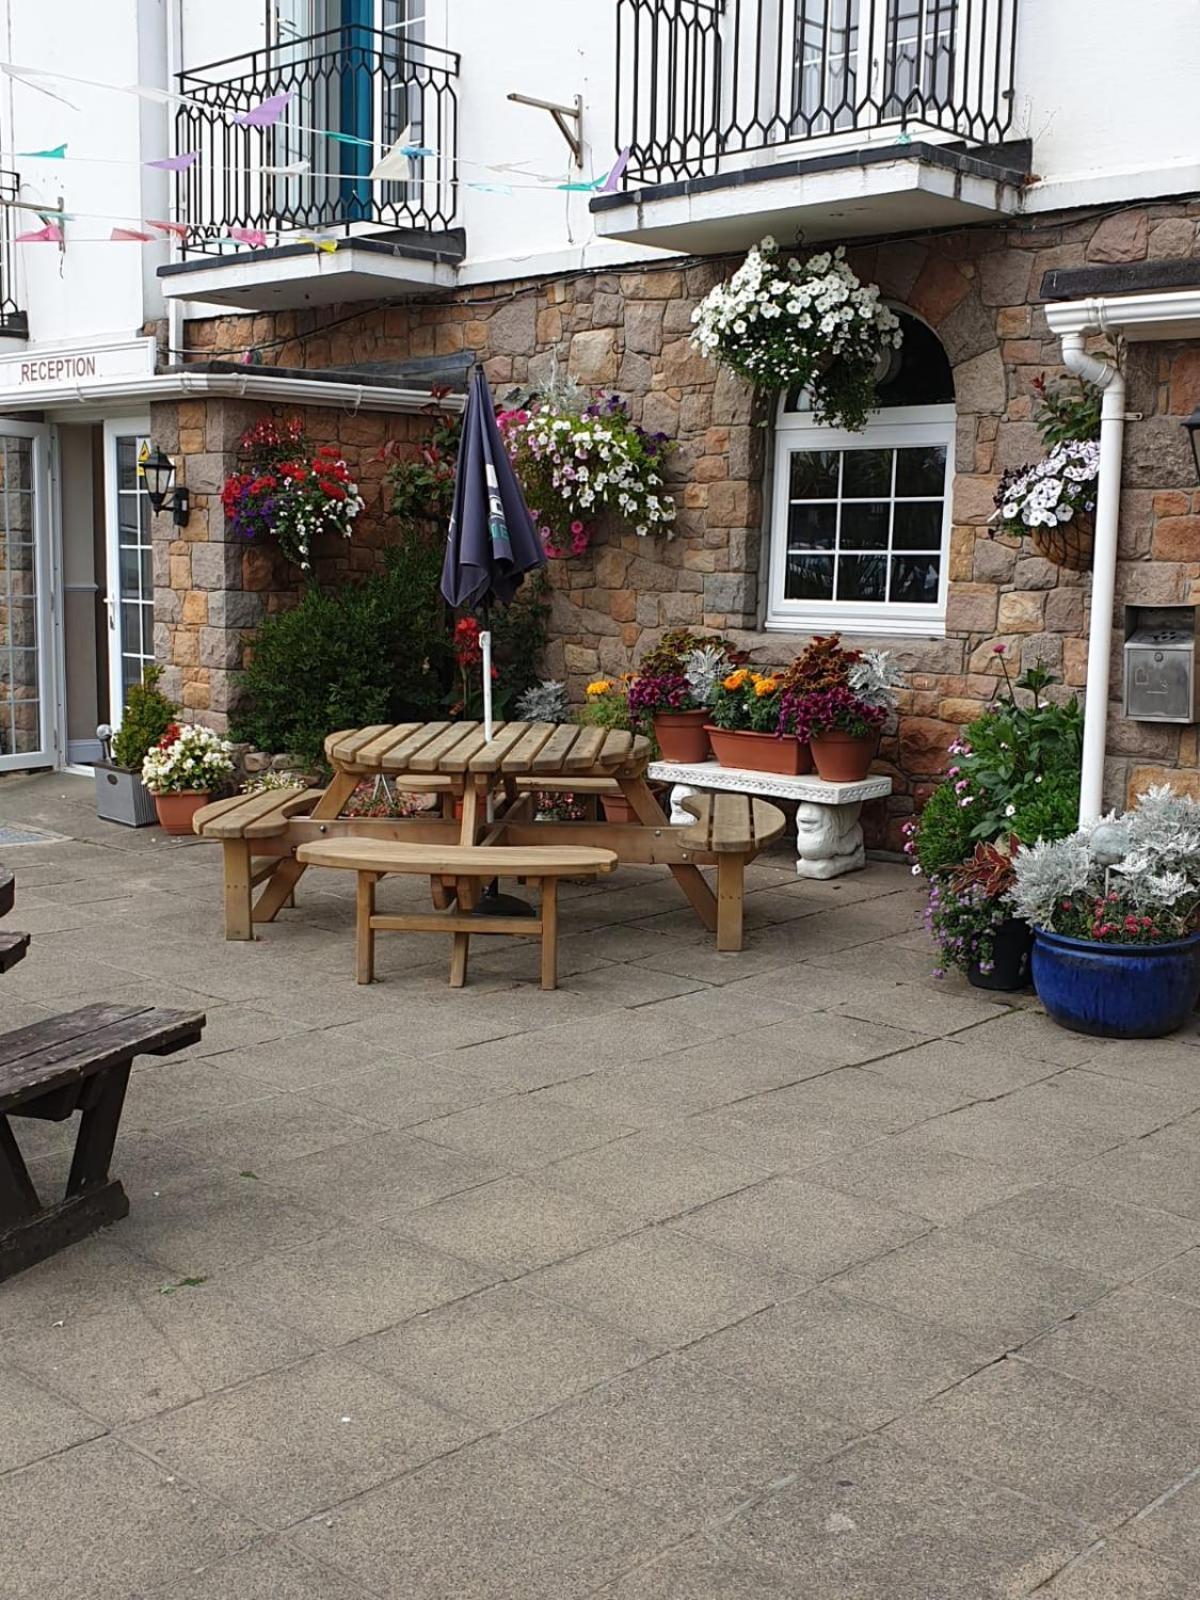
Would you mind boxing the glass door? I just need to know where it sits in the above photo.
[103,423,154,732]
[0,424,53,771]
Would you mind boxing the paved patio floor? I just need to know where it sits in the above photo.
[2,771,1200,1598]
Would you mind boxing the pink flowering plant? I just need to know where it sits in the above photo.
[782,685,886,743]
[498,386,675,558]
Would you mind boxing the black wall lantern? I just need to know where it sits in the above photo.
[141,445,190,527]
[1182,409,1200,485]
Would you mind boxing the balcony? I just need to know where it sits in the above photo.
[0,171,28,340]
[593,0,1029,253]
[158,25,463,311]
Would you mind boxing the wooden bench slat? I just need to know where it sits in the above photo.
[192,791,261,831]
[354,723,423,766]
[678,793,786,855]
[563,725,609,773]
[530,723,583,775]
[0,1007,206,1115]
[0,872,14,919]
[408,722,486,773]
[0,1005,148,1071]
[433,723,511,774]
[470,722,537,773]
[376,722,456,773]
[197,787,309,840]
[241,790,321,838]
[326,724,393,765]
[297,839,617,878]
[595,728,634,768]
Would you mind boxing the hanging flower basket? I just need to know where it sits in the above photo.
[690,239,902,430]
[993,440,1099,573]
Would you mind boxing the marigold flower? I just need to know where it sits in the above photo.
[586,679,613,696]
[754,676,779,696]
[723,669,751,690]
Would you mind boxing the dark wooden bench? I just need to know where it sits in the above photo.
[0,870,205,1281]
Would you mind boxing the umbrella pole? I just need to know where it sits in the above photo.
[473,623,535,920]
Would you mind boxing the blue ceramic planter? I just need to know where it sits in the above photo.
[1032,927,1200,1039]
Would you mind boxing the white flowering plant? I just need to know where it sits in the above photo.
[994,439,1100,535]
[690,239,902,429]
[498,389,675,557]
[1010,786,1200,944]
[141,722,235,796]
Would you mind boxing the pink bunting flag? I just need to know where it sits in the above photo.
[147,152,198,171]
[15,222,62,242]
[601,146,631,194]
[232,91,294,128]
[228,227,268,248]
[147,218,189,239]
[111,227,154,241]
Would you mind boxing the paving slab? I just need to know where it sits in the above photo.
[127,1350,482,1528]
[540,1129,772,1224]
[139,1537,375,1600]
[808,1139,1034,1224]
[1023,1282,1200,1412]
[591,1538,800,1598]
[884,1357,1199,1529]
[354,1281,653,1428]
[1067,1129,1200,1219]
[509,1352,850,1522]
[292,1435,676,1600]
[525,1227,802,1347]
[690,1285,988,1428]
[419,1091,637,1169]
[718,1436,1087,1600]
[833,1228,1113,1349]
[0,1364,105,1473]
[0,1435,256,1600]
[1037,1542,1195,1598]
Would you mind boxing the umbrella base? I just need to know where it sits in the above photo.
[472,885,536,919]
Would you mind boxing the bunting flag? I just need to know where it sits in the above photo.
[15,222,62,242]
[264,159,310,176]
[467,182,514,196]
[147,217,188,238]
[0,62,80,109]
[232,91,294,128]
[297,235,338,254]
[18,142,66,159]
[600,146,631,193]
[146,152,197,171]
[370,133,416,182]
[228,226,268,247]
[111,226,153,241]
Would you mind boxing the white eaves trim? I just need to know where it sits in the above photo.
[1046,290,1200,342]
[0,369,465,417]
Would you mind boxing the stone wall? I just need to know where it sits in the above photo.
[171,197,1200,835]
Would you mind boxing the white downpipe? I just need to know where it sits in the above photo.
[1061,331,1125,823]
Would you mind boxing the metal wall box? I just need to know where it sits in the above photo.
[1123,611,1199,723]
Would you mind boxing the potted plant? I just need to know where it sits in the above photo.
[1010,786,1200,1038]
[627,629,735,764]
[578,677,640,820]
[784,686,885,782]
[925,840,1032,991]
[221,417,365,577]
[707,667,812,774]
[141,722,236,835]
[94,666,177,828]
[690,238,902,430]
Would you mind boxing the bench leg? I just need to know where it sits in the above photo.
[356,872,377,985]
[539,877,558,990]
[223,840,253,941]
[449,931,470,987]
[716,854,745,953]
[0,1117,40,1224]
[66,1063,131,1196]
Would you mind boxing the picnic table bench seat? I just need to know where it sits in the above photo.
[677,793,787,952]
[0,1003,205,1281]
[296,838,618,990]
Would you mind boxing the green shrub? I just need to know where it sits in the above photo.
[232,537,453,768]
[914,780,977,878]
[111,665,177,771]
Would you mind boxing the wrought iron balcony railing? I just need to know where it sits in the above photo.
[175,25,459,254]
[614,0,1019,187]
[0,171,29,337]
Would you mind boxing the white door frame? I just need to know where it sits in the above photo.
[0,420,56,772]
[102,417,152,737]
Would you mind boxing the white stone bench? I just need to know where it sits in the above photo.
[646,759,893,880]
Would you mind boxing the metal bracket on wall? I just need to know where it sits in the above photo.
[506,92,583,167]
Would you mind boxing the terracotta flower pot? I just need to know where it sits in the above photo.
[601,792,636,823]
[705,726,813,776]
[809,731,879,784]
[154,790,212,835]
[652,709,710,764]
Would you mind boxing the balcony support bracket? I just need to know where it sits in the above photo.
[506,92,583,166]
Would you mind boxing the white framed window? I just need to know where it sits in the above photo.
[766,403,954,637]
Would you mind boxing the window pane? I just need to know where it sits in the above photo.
[840,501,890,550]
[787,502,836,550]
[843,450,892,497]
[121,601,143,656]
[116,439,139,492]
[838,554,887,602]
[896,445,947,496]
[893,502,944,550]
[786,553,834,600]
[788,450,840,499]
[119,545,143,596]
[891,554,941,604]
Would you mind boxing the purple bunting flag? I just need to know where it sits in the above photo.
[232,91,295,128]
[147,152,198,171]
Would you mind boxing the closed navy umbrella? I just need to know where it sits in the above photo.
[441,364,546,617]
